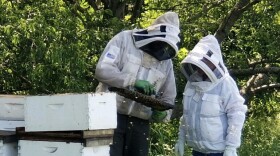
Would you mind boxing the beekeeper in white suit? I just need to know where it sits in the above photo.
[174,35,247,156]
[95,12,180,156]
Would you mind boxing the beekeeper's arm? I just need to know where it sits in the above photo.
[152,62,177,122]
[95,32,137,88]
[223,77,248,156]
[175,116,186,156]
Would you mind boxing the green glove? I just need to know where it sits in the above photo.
[151,110,167,122]
[134,80,155,95]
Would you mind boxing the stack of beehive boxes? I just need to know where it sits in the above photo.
[0,95,25,156]
[0,131,17,156]
[0,93,117,156]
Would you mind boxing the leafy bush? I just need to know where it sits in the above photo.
[149,119,191,156]
[0,0,127,94]
[149,115,280,156]
[239,115,280,156]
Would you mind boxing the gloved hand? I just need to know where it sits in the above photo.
[223,146,237,156]
[134,80,155,95]
[174,139,185,156]
[151,110,167,122]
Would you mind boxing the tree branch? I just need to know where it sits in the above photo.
[130,0,144,23]
[249,59,280,67]
[85,0,99,10]
[215,0,261,43]
[100,0,126,19]
[229,67,280,76]
[240,73,269,96]
[251,83,280,94]
[186,0,226,22]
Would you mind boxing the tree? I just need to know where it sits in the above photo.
[0,0,279,117]
[142,0,280,118]
[0,0,127,94]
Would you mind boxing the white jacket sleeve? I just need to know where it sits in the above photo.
[175,116,187,156]
[178,116,187,142]
[157,62,177,121]
[223,77,248,148]
[95,31,136,88]
[158,61,177,104]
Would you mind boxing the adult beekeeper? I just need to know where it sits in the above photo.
[174,35,247,156]
[95,12,180,156]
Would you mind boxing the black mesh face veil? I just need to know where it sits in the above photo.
[182,57,224,82]
[200,57,223,79]
[182,63,209,81]
[182,63,196,78]
[140,41,176,61]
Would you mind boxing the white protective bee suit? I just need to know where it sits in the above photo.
[95,12,180,156]
[95,12,180,120]
[175,35,247,156]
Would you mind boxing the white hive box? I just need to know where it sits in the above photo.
[83,146,110,156]
[0,120,25,131]
[0,132,18,156]
[18,140,109,156]
[25,93,117,132]
[0,95,25,121]
[0,140,18,156]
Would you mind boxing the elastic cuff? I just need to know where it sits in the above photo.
[129,77,136,87]
[124,75,136,87]
[225,146,236,150]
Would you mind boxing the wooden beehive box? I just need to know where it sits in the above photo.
[16,127,113,156]
[24,93,117,132]
[0,131,18,156]
[18,140,110,156]
[0,95,25,121]
[0,120,25,131]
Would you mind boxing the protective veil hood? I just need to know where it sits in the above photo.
[181,35,229,90]
[132,12,180,59]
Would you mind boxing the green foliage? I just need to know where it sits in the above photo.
[149,121,177,156]
[0,0,128,94]
[149,116,280,156]
[239,116,280,156]
[149,120,192,156]
[224,0,280,69]
[144,0,280,118]
[0,0,279,155]
[249,92,280,118]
